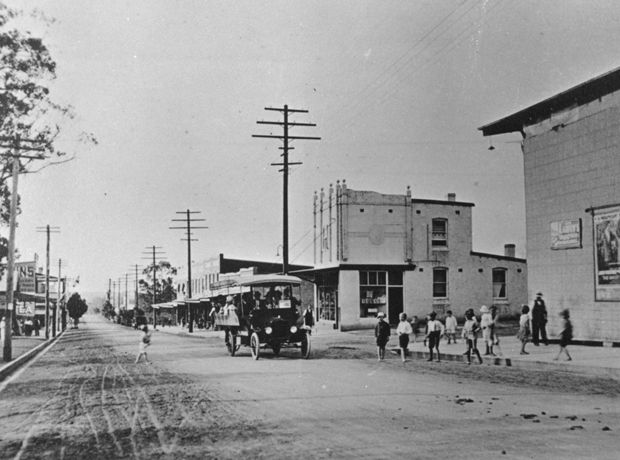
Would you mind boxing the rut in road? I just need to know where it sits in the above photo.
[0,324,276,460]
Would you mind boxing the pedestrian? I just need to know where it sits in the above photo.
[411,315,420,343]
[554,309,573,361]
[24,318,33,337]
[425,311,444,362]
[444,310,458,344]
[462,308,483,365]
[531,291,549,346]
[422,314,430,347]
[375,312,390,361]
[517,304,531,355]
[135,325,152,364]
[489,305,503,357]
[33,317,40,336]
[396,312,413,362]
[303,305,314,335]
[480,305,494,356]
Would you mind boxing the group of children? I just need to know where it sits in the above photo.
[376,304,573,364]
[517,304,572,360]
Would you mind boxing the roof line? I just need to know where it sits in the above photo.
[479,65,620,136]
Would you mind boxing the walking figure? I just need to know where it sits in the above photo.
[396,313,413,363]
[375,312,390,361]
[489,305,503,357]
[425,312,444,362]
[462,308,483,365]
[444,310,458,344]
[554,309,573,361]
[517,305,531,355]
[531,292,549,346]
[135,325,152,364]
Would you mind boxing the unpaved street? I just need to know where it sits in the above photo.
[0,315,618,460]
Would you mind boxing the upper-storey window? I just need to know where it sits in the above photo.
[493,268,507,299]
[432,219,448,248]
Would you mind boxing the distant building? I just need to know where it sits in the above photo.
[480,65,620,344]
[296,182,527,331]
[163,254,312,326]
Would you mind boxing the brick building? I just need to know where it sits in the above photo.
[298,182,527,331]
[480,65,620,344]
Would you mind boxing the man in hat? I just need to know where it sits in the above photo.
[531,292,548,346]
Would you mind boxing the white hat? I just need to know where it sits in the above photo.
[377,312,386,318]
[480,305,489,313]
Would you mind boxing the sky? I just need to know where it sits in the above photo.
[4,0,620,299]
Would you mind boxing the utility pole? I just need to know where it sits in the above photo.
[142,246,165,329]
[170,210,207,333]
[129,264,144,312]
[253,105,320,274]
[1,135,47,362]
[55,259,67,332]
[36,225,60,338]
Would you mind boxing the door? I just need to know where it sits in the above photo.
[388,287,403,325]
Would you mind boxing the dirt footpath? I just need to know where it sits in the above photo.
[0,315,618,460]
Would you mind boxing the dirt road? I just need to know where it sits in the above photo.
[0,315,618,459]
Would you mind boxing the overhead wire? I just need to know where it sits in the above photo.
[320,0,483,131]
[324,0,509,138]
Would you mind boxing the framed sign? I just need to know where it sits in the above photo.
[593,207,620,301]
[551,219,581,250]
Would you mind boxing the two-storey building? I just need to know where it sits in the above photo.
[300,181,527,331]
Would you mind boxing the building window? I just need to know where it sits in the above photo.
[432,219,447,248]
[433,268,448,298]
[360,270,387,318]
[493,268,507,299]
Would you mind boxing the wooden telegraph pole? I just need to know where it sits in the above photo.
[36,225,60,338]
[1,135,47,361]
[253,105,320,274]
[142,246,165,329]
[170,210,207,333]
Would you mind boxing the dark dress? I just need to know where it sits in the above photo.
[560,319,573,347]
[375,321,391,347]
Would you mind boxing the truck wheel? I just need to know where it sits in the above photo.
[301,334,311,359]
[251,333,260,360]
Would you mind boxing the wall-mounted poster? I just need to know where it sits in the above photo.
[594,207,620,301]
[551,219,581,250]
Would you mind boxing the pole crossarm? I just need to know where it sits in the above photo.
[264,107,309,113]
[252,134,321,140]
[256,121,317,127]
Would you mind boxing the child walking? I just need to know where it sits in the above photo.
[489,305,503,357]
[445,310,458,344]
[554,309,573,361]
[375,312,391,361]
[135,325,152,364]
[411,316,420,343]
[425,312,444,362]
[462,308,483,365]
[480,305,494,356]
[396,313,413,362]
[517,305,531,355]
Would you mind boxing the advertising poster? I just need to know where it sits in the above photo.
[594,208,620,300]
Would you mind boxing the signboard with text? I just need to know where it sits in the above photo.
[550,219,581,250]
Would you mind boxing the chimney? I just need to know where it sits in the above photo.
[504,244,516,258]
[447,193,456,202]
